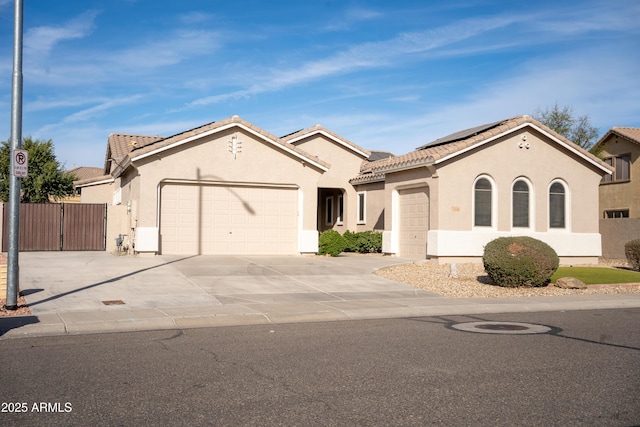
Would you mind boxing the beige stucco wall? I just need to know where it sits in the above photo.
[292,134,368,231]
[129,127,325,252]
[79,181,114,204]
[598,134,640,218]
[353,180,386,231]
[600,217,640,259]
[436,128,602,234]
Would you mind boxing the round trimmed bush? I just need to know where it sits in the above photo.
[318,229,347,257]
[482,236,559,287]
[625,238,640,271]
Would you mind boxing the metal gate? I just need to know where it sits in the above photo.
[2,203,107,251]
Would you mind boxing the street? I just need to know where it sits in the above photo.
[1,308,639,426]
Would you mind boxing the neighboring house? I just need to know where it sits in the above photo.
[592,127,640,218]
[592,127,640,259]
[78,114,611,263]
[54,166,104,203]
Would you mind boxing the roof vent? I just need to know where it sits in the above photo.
[130,140,137,147]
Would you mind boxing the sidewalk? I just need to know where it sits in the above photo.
[2,252,640,339]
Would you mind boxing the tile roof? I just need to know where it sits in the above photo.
[68,166,104,181]
[281,124,371,158]
[355,115,611,177]
[106,133,164,173]
[604,127,640,145]
[127,115,330,170]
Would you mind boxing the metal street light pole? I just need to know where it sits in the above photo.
[5,0,24,310]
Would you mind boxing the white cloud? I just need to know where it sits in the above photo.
[24,10,100,57]
[185,14,524,109]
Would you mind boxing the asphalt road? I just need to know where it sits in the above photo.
[1,309,639,426]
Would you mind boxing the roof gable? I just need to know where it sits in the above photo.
[593,126,640,150]
[113,116,329,175]
[357,115,612,177]
[282,125,371,159]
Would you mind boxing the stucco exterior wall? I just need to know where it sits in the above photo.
[436,128,602,234]
[598,135,640,218]
[600,217,640,259]
[429,129,605,262]
[79,181,114,204]
[353,180,385,231]
[292,134,367,231]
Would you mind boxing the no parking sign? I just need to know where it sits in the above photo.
[13,149,28,178]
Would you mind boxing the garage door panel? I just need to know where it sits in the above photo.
[399,187,429,259]
[160,184,298,255]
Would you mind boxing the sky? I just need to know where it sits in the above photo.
[0,0,639,169]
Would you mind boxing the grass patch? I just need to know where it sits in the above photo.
[551,266,640,285]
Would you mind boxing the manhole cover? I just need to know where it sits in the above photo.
[452,321,551,335]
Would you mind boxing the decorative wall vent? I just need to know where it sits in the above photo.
[228,135,242,159]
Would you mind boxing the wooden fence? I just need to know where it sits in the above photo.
[2,203,107,251]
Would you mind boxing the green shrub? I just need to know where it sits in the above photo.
[343,230,382,254]
[318,230,347,257]
[625,239,640,271]
[482,236,559,287]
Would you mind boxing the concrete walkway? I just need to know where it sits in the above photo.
[2,252,640,339]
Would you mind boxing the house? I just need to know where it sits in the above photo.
[77,114,612,263]
[592,127,640,218]
[64,166,104,203]
[591,127,640,258]
[78,116,371,255]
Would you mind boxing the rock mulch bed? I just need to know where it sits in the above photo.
[375,259,640,298]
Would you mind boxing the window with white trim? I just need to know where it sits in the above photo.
[549,181,566,229]
[357,192,366,224]
[337,194,344,225]
[325,196,333,225]
[512,179,530,228]
[474,177,492,227]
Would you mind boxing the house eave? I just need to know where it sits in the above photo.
[74,177,115,188]
[130,122,330,172]
[287,129,370,159]
[434,122,613,175]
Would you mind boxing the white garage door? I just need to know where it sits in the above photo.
[399,187,429,259]
[160,184,298,255]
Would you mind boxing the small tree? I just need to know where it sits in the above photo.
[0,137,78,203]
[533,103,599,150]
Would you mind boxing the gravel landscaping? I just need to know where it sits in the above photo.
[375,259,640,298]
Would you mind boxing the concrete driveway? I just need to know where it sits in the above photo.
[5,252,451,336]
[17,252,427,313]
[6,251,639,338]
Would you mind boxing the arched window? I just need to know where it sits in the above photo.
[474,178,492,227]
[549,182,566,228]
[512,180,530,227]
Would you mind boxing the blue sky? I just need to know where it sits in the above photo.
[1,0,639,169]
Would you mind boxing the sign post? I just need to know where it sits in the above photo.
[5,0,23,311]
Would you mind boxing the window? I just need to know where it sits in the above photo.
[604,209,629,218]
[549,182,566,229]
[325,197,333,225]
[474,178,492,226]
[357,192,366,224]
[337,195,344,225]
[512,180,530,228]
[603,154,631,182]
